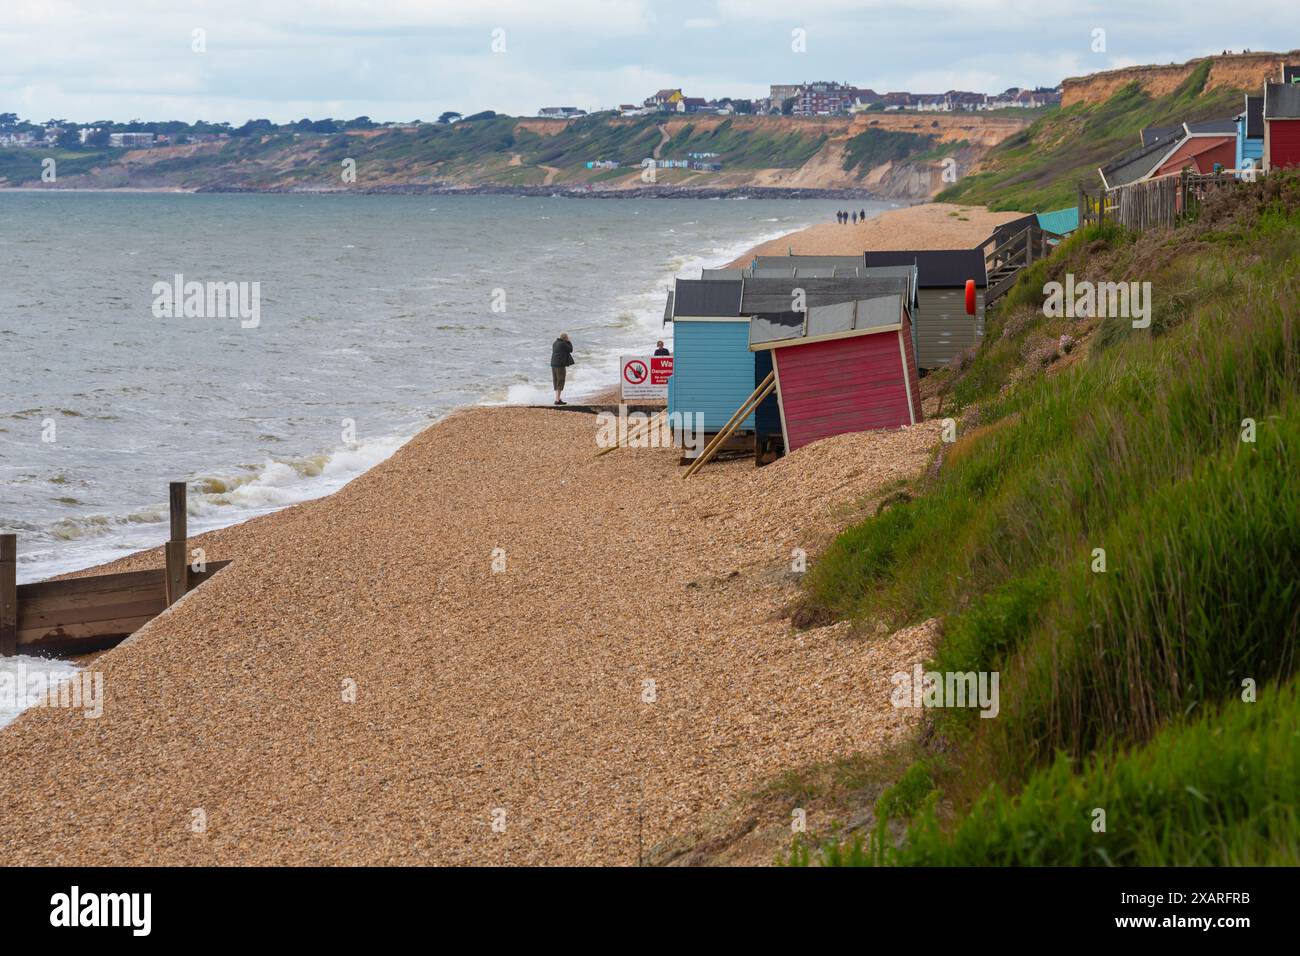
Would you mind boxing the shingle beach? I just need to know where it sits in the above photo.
[0,407,942,864]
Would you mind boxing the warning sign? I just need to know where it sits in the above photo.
[620,355,673,400]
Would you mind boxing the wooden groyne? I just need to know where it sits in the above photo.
[0,482,230,657]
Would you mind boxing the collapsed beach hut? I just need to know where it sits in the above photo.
[664,276,755,434]
[862,249,986,370]
[745,276,920,453]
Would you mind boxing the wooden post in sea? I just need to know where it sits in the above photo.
[164,482,188,607]
[0,534,16,657]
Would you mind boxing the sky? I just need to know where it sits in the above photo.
[2,0,1297,124]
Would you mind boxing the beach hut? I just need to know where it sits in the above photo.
[1149,119,1237,178]
[1237,94,1265,175]
[738,266,917,460]
[1263,81,1300,171]
[665,276,755,433]
[1035,207,1079,241]
[742,275,920,453]
[862,249,986,370]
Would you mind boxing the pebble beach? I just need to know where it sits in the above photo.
[0,204,995,865]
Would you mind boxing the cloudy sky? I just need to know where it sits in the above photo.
[2,0,1296,124]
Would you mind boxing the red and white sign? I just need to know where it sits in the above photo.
[620,355,673,400]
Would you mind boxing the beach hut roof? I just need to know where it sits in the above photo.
[1036,207,1079,237]
[662,290,675,324]
[1098,135,1182,188]
[748,294,903,351]
[1264,82,1300,120]
[750,254,866,273]
[700,268,744,280]
[739,275,913,315]
[750,266,874,279]
[671,277,745,319]
[1141,124,1182,148]
[862,249,987,288]
[1184,117,1238,136]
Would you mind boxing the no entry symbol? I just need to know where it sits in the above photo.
[623,360,648,384]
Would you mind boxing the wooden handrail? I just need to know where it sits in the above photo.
[986,224,1034,263]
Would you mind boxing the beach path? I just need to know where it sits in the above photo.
[0,408,941,865]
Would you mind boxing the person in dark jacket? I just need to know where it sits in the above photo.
[550,333,574,405]
[653,340,670,356]
[859,208,866,222]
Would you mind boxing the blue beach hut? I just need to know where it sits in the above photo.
[1237,94,1264,175]
[665,277,755,432]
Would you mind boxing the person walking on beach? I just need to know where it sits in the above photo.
[859,208,866,223]
[852,210,858,225]
[654,340,670,356]
[550,333,574,405]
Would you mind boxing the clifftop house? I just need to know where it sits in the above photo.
[537,107,586,119]
[644,89,684,110]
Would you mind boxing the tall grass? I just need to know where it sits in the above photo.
[885,680,1300,866]
[797,177,1300,863]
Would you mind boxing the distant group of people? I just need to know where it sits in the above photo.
[548,335,671,405]
[836,209,868,225]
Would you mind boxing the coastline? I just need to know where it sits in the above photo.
[0,200,994,863]
[3,183,895,200]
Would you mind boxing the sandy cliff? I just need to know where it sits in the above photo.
[1061,50,1300,108]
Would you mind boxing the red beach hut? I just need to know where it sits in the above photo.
[747,291,921,452]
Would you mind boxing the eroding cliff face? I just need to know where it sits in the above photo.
[1061,51,1300,108]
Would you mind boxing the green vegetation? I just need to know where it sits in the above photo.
[0,147,117,184]
[793,172,1300,865]
[937,60,1247,211]
[840,128,939,175]
[658,118,829,169]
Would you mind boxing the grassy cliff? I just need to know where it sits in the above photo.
[937,60,1248,212]
[791,172,1300,866]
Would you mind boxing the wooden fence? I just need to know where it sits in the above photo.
[1079,169,1247,232]
[1,482,230,657]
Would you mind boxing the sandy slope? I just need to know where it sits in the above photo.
[0,408,941,865]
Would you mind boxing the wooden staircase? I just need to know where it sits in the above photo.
[981,221,1051,305]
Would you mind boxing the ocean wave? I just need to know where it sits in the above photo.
[17,433,411,577]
